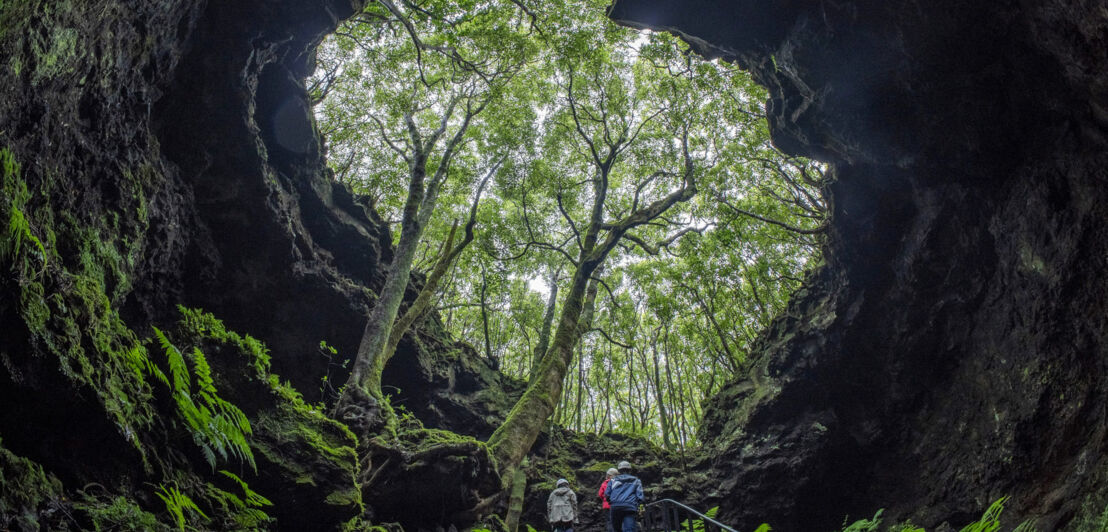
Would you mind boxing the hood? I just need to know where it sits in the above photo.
[553,486,573,495]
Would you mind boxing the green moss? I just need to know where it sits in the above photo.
[1,149,46,274]
[579,461,616,472]
[0,440,66,531]
[1,148,159,464]
[173,308,364,517]
[31,23,80,85]
[0,0,32,45]
[252,400,362,511]
[4,137,360,529]
[19,281,48,332]
[178,306,273,376]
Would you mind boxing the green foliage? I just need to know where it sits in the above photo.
[829,498,1036,532]
[842,509,883,532]
[0,440,66,530]
[1,148,47,276]
[752,525,772,532]
[957,497,1036,532]
[1069,498,1108,532]
[155,483,208,532]
[203,471,273,529]
[679,505,721,532]
[176,305,271,374]
[888,523,925,532]
[0,145,164,466]
[315,1,827,447]
[170,307,363,520]
[75,494,164,532]
[958,497,1006,532]
[152,327,256,472]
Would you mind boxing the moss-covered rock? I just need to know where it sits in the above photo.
[359,411,503,528]
[167,307,364,529]
[0,441,68,530]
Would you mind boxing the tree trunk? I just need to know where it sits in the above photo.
[650,327,672,449]
[504,463,528,532]
[530,268,560,380]
[486,123,695,473]
[487,257,600,471]
[341,151,430,407]
[335,97,476,432]
[480,265,494,363]
[575,343,584,432]
[604,343,613,432]
[662,327,683,450]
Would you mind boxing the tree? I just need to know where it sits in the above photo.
[485,36,713,471]
[314,0,828,461]
[320,0,538,431]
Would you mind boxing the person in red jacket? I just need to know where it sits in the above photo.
[598,467,619,532]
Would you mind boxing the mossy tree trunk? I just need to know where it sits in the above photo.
[379,164,496,369]
[529,265,561,380]
[336,97,480,432]
[486,105,697,472]
[503,460,528,532]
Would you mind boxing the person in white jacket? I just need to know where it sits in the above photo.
[547,478,578,532]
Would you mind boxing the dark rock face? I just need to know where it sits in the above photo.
[148,0,386,397]
[1,0,511,528]
[611,0,1108,530]
[385,314,524,439]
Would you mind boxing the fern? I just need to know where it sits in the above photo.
[125,344,169,386]
[888,524,925,532]
[204,471,273,528]
[681,505,722,532]
[155,483,208,531]
[218,470,272,508]
[841,509,883,532]
[959,498,1005,532]
[153,327,256,472]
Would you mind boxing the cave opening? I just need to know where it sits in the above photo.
[306,0,829,453]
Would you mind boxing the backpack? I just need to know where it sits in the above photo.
[604,475,640,508]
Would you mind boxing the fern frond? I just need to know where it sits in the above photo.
[959,497,1007,532]
[219,470,273,508]
[156,483,208,532]
[154,330,255,472]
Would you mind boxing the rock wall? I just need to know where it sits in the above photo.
[0,0,511,528]
[611,0,1108,530]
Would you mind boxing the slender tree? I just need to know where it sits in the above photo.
[486,50,702,470]
[319,0,537,430]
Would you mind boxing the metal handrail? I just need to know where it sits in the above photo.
[641,499,738,532]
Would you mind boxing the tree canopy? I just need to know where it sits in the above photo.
[312,0,828,453]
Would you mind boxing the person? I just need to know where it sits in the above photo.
[547,478,578,532]
[598,467,619,532]
[605,460,644,532]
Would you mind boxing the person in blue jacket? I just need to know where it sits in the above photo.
[604,460,644,532]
